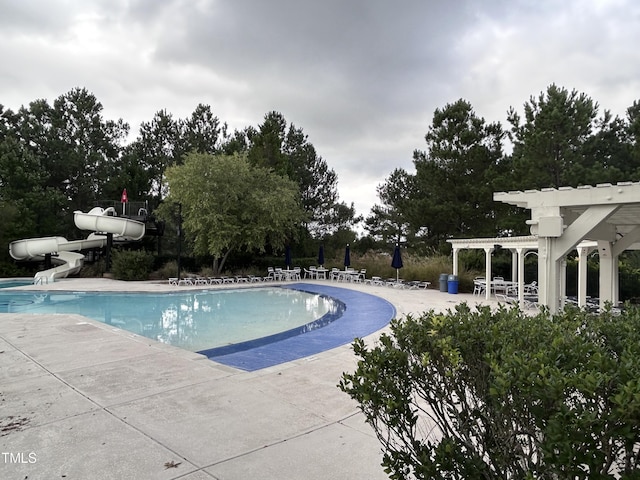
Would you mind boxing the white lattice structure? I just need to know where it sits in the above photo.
[448,182,640,312]
[496,182,640,312]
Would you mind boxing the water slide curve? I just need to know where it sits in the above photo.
[9,207,145,284]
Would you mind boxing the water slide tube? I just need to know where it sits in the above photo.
[9,207,145,284]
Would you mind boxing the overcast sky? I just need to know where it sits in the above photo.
[1,0,639,223]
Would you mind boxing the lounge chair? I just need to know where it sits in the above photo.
[524,281,538,294]
[406,281,431,289]
[386,278,405,288]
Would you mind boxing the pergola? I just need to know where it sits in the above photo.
[448,235,596,310]
[448,182,640,313]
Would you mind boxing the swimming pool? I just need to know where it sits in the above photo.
[0,279,32,289]
[0,282,396,370]
[0,287,342,352]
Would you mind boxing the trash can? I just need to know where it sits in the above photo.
[439,273,449,292]
[447,274,459,294]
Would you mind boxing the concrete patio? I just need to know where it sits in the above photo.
[0,278,498,479]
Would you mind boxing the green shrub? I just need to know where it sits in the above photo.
[0,260,32,278]
[153,259,179,279]
[78,259,106,277]
[321,250,481,291]
[111,249,154,281]
[340,304,640,479]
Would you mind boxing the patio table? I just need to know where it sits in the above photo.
[315,267,328,280]
[337,269,359,282]
[477,280,518,295]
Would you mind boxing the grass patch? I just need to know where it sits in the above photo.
[321,250,479,292]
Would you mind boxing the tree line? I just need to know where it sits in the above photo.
[0,87,358,274]
[366,84,640,252]
[1,84,639,274]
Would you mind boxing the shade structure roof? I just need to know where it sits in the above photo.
[448,235,538,251]
[494,182,640,241]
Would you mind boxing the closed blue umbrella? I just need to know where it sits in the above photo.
[344,244,351,269]
[285,245,292,269]
[318,244,325,267]
[391,244,403,281]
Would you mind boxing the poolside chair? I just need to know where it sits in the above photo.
[495,293,518,305]
[524,281,538,294]
[386,278,405,288]
[274,268,284,281]
[329,268,340,281]
[473,277,485,296]
[266,267,276,281]
[292,267,302,280]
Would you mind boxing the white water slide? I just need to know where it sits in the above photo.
[9,207,145,284]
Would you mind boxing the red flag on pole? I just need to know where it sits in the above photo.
[121,189,128,203]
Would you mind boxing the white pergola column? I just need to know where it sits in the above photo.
[607,225,640,307]
[515,247,526,309]
[452,247,460,275]
[598,241,615,307]
[576,245,595,308]
[614,259,620,305]
[560,257,567,310]
[538,237,562,312]
[484,246,494,301]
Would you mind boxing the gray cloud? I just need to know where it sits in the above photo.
[1,0,639,222]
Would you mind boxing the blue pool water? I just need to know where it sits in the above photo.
[0,279,32,289]
[0,287,343,353]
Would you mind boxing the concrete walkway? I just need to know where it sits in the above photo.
[0,278,498,480]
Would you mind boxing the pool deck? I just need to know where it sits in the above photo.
[1,278,499,480]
